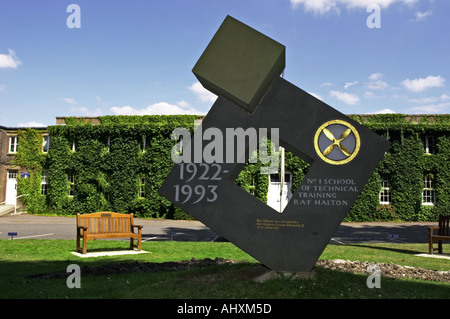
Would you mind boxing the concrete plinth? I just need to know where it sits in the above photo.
[253,268,316,283]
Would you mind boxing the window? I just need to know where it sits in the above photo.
[269,173,291,183]
[141,135,147,153]
[138,176,146,198]
[176,135,183,153]
[422,175,435,205]
[9,136,19,153]
[105,136,110,152]
[41,170,49,195]
[423,136,435,154]
[249,177,256,196]
[379,178,391,204]
[68,171,74,197]
[8,170,18,179]
[42,136,50,153]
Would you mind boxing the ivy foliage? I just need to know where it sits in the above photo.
[13,114,450,221]
[17,116,198,218]
[346,114,450,221]
[14,129,47,214]
[235,138,311,206]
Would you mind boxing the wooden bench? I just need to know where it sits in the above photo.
[76,212,143,254]
[427,215,450,254]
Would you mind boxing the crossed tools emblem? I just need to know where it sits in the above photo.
[314,119,361,165]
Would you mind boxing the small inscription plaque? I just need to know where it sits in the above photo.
[256,219,304,231]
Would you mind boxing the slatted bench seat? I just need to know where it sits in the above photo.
[427,215,450,255]
[76,212,143,254]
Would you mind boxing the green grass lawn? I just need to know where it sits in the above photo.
[1,239,449,299]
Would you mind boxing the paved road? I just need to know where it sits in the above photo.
[0,213,436,244]
[0,214,437,244]
[0,214,221,242]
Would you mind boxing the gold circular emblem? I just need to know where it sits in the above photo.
[314,119,361,165]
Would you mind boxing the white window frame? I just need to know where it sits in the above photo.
[379,178,391,205]
[42,135,50,153]
[142,135,146,153]
[41,170,49,195]
[424,136,435,154]
[9,136,19,153]
[138,176,145,198]
[422,175,435,206]
[68,171,75,197]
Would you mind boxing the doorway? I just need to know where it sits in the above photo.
[5,170,18,205]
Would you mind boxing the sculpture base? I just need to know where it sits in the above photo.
[252,265,316,283]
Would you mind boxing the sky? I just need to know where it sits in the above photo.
[0,0,449,127]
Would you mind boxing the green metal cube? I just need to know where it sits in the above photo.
[192,15,285,114]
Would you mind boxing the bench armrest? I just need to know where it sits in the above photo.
[132,224,143,229]
[77,225,88,237]
[427,226,440,236]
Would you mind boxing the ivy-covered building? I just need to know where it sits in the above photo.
[1,114,450,222]
[0,124,48,212]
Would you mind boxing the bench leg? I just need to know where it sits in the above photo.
[82,236,87,254]
[76,235,81,253]
[129,236,141,251]
[76,232,87,254]
[438,240,443,254]
[428,229,434,254]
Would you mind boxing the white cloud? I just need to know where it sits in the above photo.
[368,73,383,81]
[71,106,103,117]
[364,91,386,99]
[290,0,339,15]
[0,84,7,94]
[368,108,397,114]
[321,82,334,87]
[344,0,417,9]
[62,97,77,104]
[402,0,418,5]
[401,75,445,92]
[63,97,103,116]
[408,94,450,104]
[408,96,438,104]
[189,82,217,104]
[290,0,417,14]
[17,121,47,127]
[366,80,389,90]
[110,101,206,116]
[0,49,21,69]
[329,90,360,105]
[409,102,450,114]
[344,81,359,89]
[414,10,432,21]
[364,73,389,90]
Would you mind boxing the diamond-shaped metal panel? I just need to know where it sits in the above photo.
[159,16,389,272]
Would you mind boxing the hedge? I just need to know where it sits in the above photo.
[13,114,450,221]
